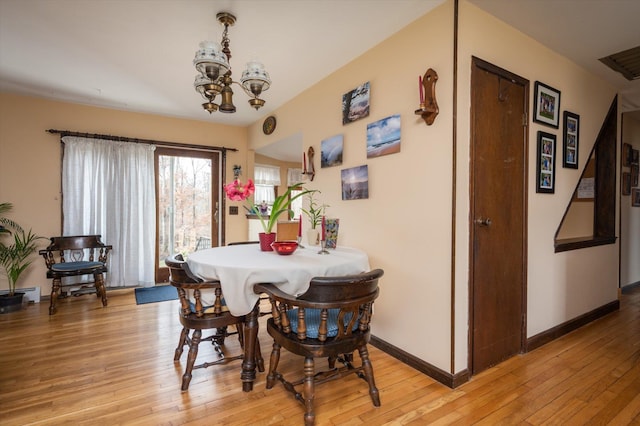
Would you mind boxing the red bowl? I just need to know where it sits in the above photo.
[271,241,299,255]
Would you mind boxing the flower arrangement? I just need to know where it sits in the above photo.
[301,191,328,230]
[224,179,314,234]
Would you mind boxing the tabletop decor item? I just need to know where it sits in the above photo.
[324,218,339,249]
[296,214,305,248]
[317,216,329,255]
[271,241,298,255]
[224,178,314,251]
[301,191,328,246]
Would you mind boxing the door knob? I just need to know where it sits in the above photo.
[475,217,492,226]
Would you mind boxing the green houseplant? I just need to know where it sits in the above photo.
[0,203,44,313]
[224,180,315,250]
[301,191,328,230]
[301,191,329,246]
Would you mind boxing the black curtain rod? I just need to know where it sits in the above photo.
[46,129,237,153]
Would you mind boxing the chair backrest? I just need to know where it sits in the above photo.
[257,269,383,342]
[165,253,203,284]
[298,269,383,303]
[227,241,259,246]
[276,222,298,241]
[194,237,211,251]
[165,253,226,318]
[40,235,111,267]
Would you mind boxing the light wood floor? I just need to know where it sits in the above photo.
[1,288,639,425]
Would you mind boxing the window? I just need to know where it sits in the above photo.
[254,164,281,214]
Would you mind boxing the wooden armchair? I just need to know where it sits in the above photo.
[39,235,112,315]
[255,269,384,425]
[165,254,264,391]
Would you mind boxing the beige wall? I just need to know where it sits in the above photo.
[0,0,627,378]
[250,0,621,374]
[621,113,640,286]
[0,93,249,295]
[249,1,456,371]
[457,1,618,370]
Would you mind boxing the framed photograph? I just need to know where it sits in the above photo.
[633,188,640,207]
[321,134,343,168]
[341,165,369,200]
[622,172,631,196]
[342,81,370,125]
[632,164,639,186]
[536,131,556,193]
[533,81,561,128]
[562,111,579,168]
[366,114,401,158]
[633,149,639,165]
[623,143,632,167]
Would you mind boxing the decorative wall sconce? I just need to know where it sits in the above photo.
[233,164,242,179]
[302,147,315,181]
[415,68,439,125]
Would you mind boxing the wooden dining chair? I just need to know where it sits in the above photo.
[255,269,384,425]
[39,235,112,315]
[165,253,263,391]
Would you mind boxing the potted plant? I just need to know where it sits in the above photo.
[301,191,328,245]
[224,180,315,251]
[0,203,44,313]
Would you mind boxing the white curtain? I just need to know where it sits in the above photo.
[62,136,156,287]
[287,168,304,186]
[254,164,281,206]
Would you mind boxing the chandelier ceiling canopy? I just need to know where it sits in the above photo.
[193,12,271,114]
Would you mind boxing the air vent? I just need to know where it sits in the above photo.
[599,46,640,81]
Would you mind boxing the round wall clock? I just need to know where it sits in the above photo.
[263,116,277,135]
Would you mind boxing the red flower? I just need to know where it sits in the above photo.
[224,179,255,201]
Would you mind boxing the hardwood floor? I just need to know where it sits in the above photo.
[1,288,639,425]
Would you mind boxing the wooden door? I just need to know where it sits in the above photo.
[155,148,220,282]
[470,57,528,374]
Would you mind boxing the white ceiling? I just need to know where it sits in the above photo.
[1,0,639,161]
[0,0,446,128]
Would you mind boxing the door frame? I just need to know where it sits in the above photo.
[468,56,529,374]
[154,147,221,283]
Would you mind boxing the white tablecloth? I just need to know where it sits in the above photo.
[186,244,370,316]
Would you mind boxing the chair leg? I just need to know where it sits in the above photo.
[358,345,380,407]
[174,327,189,361]
[95,272,108,307]
[255,338,264,373]
[266,341,281,389]
[303,356,316,426]
[49,278,61,315]
[182,329,202,391]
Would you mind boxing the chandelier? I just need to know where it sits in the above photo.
[193,12,271,114]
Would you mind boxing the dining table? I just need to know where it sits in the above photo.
[186,243,370,391]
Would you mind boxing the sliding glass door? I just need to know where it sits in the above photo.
[155,148,220,282]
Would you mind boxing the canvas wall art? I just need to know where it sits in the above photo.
[342,81,370,125]
[366,114,401,158]
[321,134,343,168]
[341,165,369,200]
